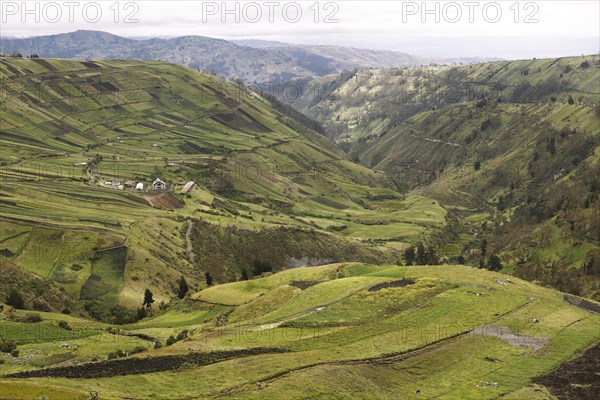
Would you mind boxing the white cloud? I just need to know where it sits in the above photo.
[1,0,598,58]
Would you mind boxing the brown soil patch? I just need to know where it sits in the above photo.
[368,279,416,292]
[5,348,287,379]
[289,281,323,290]
[533,341,600,400]
[143,192,184,209]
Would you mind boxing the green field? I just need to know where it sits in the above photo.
[0,55,599,399]
[0,57,444,309]
[1,264,597,399]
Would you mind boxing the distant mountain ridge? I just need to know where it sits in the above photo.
[0,30,423,83]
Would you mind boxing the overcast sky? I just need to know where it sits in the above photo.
[1,1,598,58]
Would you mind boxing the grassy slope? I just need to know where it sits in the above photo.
[285,54,600,143]
[359,100,600,298]
[0,57,445,311]
[282,54,600,299]
[0,264,597,399]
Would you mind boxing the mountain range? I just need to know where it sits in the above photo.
[0,30,424,83]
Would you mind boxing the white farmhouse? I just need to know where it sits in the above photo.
[152,178,166,190]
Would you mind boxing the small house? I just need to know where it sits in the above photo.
[124,180,136,188]
[152,178,166,190]
[117,185,124,190]
[136,182,144,191]
[181,181,195,195]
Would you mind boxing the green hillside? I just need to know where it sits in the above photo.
[277,55,600,299]
[1,264,598,399]
[0,56,599,400]
[283,54,600,144]
[0,57,448,316]
[358,99,600,300]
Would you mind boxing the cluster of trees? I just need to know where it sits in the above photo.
[84,301,142,325]
[403,243,440,266]
[190,220,383,284]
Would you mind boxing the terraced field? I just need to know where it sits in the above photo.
[1,56,598,399]
[0,57,446,309]
[1,264,598,399]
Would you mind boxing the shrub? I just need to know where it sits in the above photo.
[110,305,138,325]
[327,224,347,232]
[57,320,71,330]
[107,349,126,360]
[129,346,146,355]
[6,288,25,309]
[136,307,147,320]
[166,335,176,346]
[32,299,51,312]
[24,313,42,323]
[10,349,19,357]
[165,329,190,347]
[0,340,17,354]
[176,330,189,341]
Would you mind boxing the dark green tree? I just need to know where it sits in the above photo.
[425,248,439,265]
[488,255,503,271]
[177,275,189,299]
[416,243,427,265]
[403,245,416,266]
[480,239,488,257]
[205,272,214,286]
[241,269,249,281]
[143,289,155,308]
